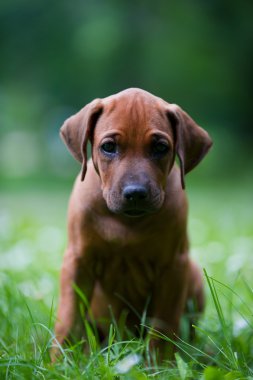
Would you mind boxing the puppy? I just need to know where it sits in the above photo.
[53,88,212,359]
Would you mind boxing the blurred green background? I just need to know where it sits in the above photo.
[0,0,253,189]
[0,2,253,376]
[1,0,253,291]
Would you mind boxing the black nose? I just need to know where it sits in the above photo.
[123,185,148,202]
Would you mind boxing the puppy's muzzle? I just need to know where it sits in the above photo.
[121,184,152,217]
[123,184,148,202]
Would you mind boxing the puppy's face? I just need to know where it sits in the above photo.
[92,93,175,217]
[60,88,212,216]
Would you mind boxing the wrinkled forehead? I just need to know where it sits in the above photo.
[95,90,172,138]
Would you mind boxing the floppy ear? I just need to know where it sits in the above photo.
[167,104,212,189]
[60,99,103,181]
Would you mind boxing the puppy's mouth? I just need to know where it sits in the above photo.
[123,209,147,218]
[105,188,164,218]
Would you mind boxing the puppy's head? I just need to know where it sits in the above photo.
[60,88,212,217]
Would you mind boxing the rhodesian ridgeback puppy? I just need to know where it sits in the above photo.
[53,88,212,359]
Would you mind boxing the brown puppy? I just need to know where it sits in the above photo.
[53,88,212,358]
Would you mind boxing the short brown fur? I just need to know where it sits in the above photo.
[53,88,212,360]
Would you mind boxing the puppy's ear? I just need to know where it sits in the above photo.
[167,104,212,189]
[60,99,103,181]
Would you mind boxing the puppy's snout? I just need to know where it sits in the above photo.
[123,185,148,202]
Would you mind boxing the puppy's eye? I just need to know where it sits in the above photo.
[101,141,117,154]
[152,142,169,156]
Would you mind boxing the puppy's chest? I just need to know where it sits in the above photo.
[93,254,156,299]
[93,215,145,246]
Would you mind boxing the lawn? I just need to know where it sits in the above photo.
[0,179,253,379]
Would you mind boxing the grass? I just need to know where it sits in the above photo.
[0,179,253,379]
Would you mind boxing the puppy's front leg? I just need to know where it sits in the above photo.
[149,254,190,359]
[52,246,95,358]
